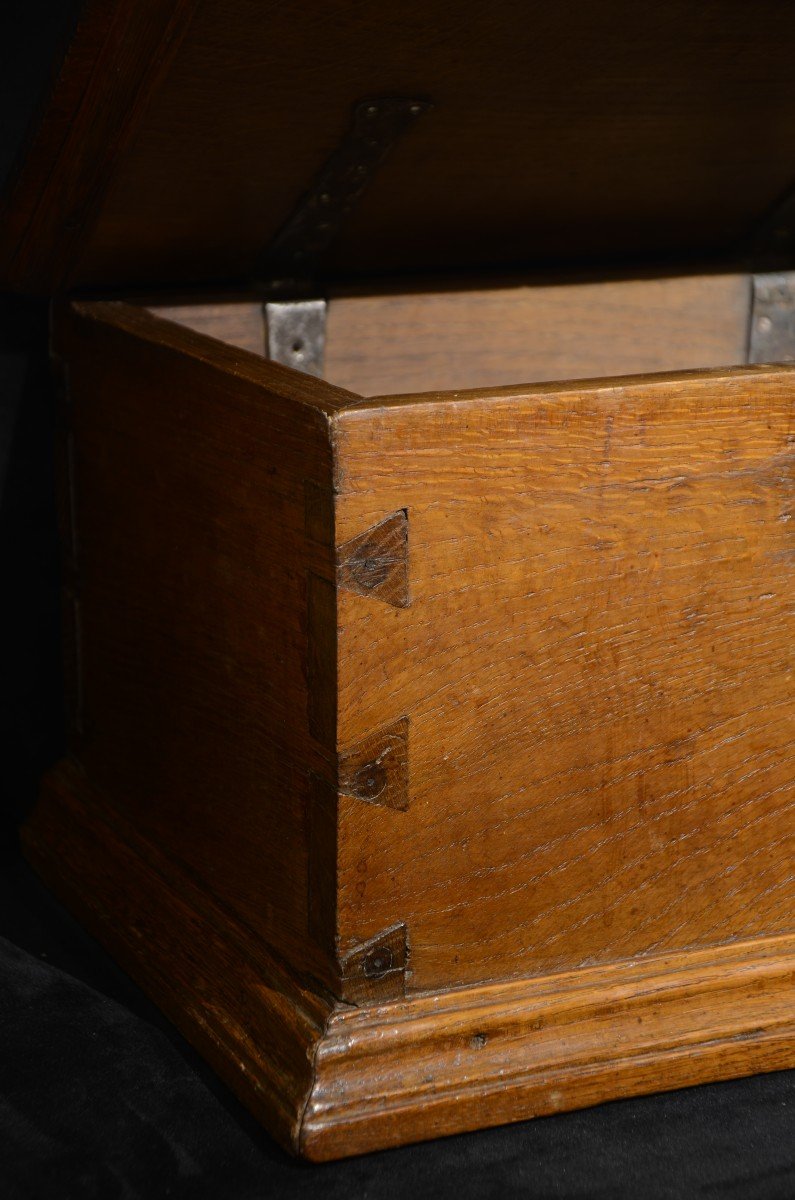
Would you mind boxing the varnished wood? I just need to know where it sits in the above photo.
[8,0,795,1163]
[150,271,753,395]
[51,299,353,994]
[22,301,795,1156]
[24,760,795,1161]
[332,365,795,990]
[24,762,333,1154]
[8,1,795,290]
[307,934,795,1161]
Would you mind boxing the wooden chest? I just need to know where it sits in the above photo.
[3,0,793,1160]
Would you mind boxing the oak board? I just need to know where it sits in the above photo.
[22,300,795,1157]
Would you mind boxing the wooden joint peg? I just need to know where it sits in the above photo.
[339,717,410,811]
[337,510,409,607]
[338,923,408,1002]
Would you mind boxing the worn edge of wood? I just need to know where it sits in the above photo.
[21,759,340,1156]
[345,359,795,412]
[302,934,795,1159]
[21,759,795,1161]
[57,300,361,414]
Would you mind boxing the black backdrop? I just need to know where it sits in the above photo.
[1,5,794,1197]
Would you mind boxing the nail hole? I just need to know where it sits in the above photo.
[363,947,393,978]
[351,760,387,800]
[470,1033,487,1049]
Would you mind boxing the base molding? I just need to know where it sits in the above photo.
[306,936,795,1159]
[23,763,795,1161]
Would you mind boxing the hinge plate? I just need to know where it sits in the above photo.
[263,298,327,376]
[258,97,431,293]
[748,271,795,363]
[258,97,430,375]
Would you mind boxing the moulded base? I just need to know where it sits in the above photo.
[22,762,795,1161]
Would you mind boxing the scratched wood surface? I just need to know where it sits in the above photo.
[305,931,795,1158]
[331,367,795,991]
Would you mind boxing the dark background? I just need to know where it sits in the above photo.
[1,5,793,1197]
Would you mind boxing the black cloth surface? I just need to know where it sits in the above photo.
[2,849,794,1200]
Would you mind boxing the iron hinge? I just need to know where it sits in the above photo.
[257,97,431,373]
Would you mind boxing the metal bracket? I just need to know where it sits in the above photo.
[258,97,431,292]
[748,271,795,363]
[257,97,430,373]
[263,298,327,377]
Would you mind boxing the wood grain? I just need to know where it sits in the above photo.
[331,366,795,990]
[149,271,752,396]
[306,932,795,1159]
[0,0,198,293]
[324,273,752,394]
[25,301,795,1157]
[8,2,795,289]
[24,761,335,1154]
[22,763,795,1160]
[148,298,266,358]
[51,299,353,990]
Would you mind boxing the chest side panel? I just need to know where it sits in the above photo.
[333,368,795,992]
[54,301,347,980]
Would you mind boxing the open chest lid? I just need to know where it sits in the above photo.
[5,0,795,295]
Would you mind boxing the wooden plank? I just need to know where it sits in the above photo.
[305,932,795,1158]
[332,365,795,991]
[0,0,199,293]
[148,297,266,358]
[23,308,795,1157]
[149,271,753,395]
[51,299,355,985]
[326,273,752,393]
[22,767,795,1160]
[7,1,795,290]
[24,761,333,1156]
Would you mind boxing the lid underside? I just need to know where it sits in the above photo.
[5,0,795,294]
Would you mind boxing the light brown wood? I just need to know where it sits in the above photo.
[8,1,795,291]
[22,301,795,1157]
[9,0,795,1164]
[150,271,753,395]
[324,273,752,394]
[24,758,795,1161]
[306,933,795,1160]
[331,365,795,991]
